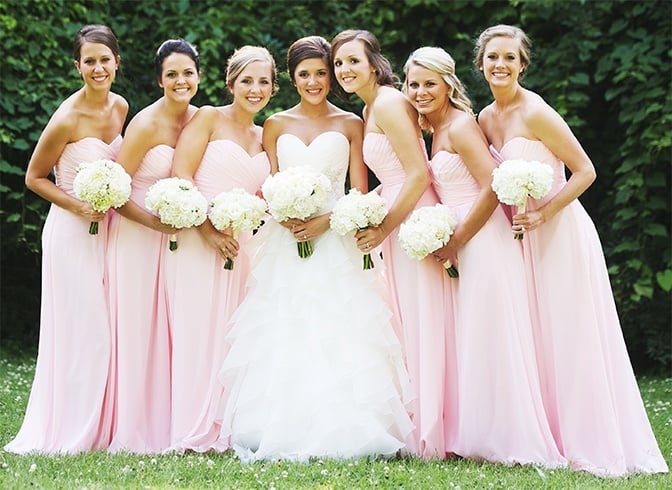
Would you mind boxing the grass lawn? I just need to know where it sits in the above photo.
[0,351,670,489]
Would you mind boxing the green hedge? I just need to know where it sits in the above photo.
[1,0,669,372]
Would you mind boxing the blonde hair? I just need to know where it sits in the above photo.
[226,45,278,94]
[474,24,531,77]
[403,46,474,131]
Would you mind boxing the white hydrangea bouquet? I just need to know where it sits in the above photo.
[209,188,268,270]
[330,188,388,270]
[73,159,132,234]
[145,177,208,251]
[491,159,554,239]
[398,204,459,278]
[261,166,331,258]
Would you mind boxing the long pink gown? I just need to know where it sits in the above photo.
[430,151,565,467]
[4,136,121,454]
[495,137,668,476]
[165,139,269,452]
[363,133,453,459]
[106,145,173,453]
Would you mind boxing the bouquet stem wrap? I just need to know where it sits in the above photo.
[514,203,526,240]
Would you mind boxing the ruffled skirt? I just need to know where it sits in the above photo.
[217,219,414,462]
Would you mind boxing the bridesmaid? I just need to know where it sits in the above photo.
[476,24,668,476]
[403,46,565,468]
[331,30,451,459]
[166,45,274,452]
[107,39,200,453]
[4,24,127,454]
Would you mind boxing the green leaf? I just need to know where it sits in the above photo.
[0,160,24,175]
[612,241,641,253]
[568,72,590,85]
[656,270,672,292]
[633,281,654,300]
[644,223,669,237]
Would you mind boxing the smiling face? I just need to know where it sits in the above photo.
[75,42,119,91]
[481,35,525,88]
[230,60,274,113]
[293,58,330,104]
[159,52,199,103]
[332,40,375,94]
[405,64,450,116]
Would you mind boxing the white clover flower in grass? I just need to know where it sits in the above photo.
[261,166,331,258]
[398,204,459,277]
[73,159,132,234]
[491,159,554,239]
[145,177,208,251]
[209,188,267,270]
[330,188,388,269]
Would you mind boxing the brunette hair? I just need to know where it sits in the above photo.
[155,38,199,81]
[330,29,400,87]
[287,36,331,82]
[73,24,119,61]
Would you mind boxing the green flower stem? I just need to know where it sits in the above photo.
[297,240,313,258]
[363,252,375,270]
[89,221,98,235]
[514,203,525,240]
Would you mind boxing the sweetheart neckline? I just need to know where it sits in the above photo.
[70,135,122,146]
[496,136,542,153]
[277,131,348,148]
[207,139,267,159]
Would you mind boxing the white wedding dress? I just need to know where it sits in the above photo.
[217,131,415,462]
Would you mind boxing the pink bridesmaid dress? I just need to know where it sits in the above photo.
[430,150,565,467]
[362,133,453,459]
[165,139,269,452]
[4,136,121,454]
[106,145,173,453]
[496,137,668,476]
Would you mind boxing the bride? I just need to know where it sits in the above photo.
[217,36,414,462]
